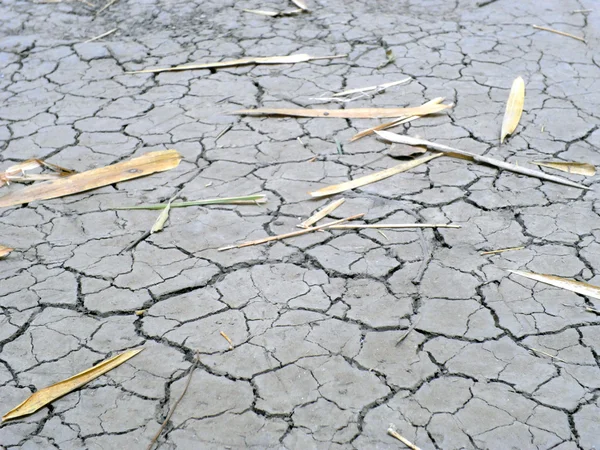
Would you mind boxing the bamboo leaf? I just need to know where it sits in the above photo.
[128,53,344,74]
[309,153,442,198]
[0,245,13,258]
[508,270,600,300]
[531,161,595,176]
[115,194,267,210]
[2,348,143,421]
[298,198,345,228]
[501,76,525,143]
[375,131,588,190]
[0,150,182,208]
[233,102,452,119]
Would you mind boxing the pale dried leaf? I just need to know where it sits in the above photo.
[0,245,13,258]
[309,153,442,198]
[242,9,279,16]
[128,53,344,74]
[508,270,600,300]
[2,349,143,421]
[531,161,595,176]
[234,102,452,119]
[298,198,345,228]
[291,0,308,10]
[150,195,176,234]
[500,76,525,143]
[332,78,411,97]
[0,150,182,208]
[532,25,586,43]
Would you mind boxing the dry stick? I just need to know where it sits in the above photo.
[298,198,346,228]
[480,246,525,255]
[395,316,422,347]
[375,132,589,190]
[387,427,421,450]
[218,213,364,251]
[147,352,200,450]
[220,331,234,349]
[327,223,460,230]
[332,77,411,97]
[529,347,566,363]
[83,28,117,43]
[532,25,586,43]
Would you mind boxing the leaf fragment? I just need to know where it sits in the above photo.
[309,153,442,198]
[508,270,600,300]
[332,78,411,97]
[298,198,345,228]
[500,76,525,143]
[1,158,75,187]
[480,246,525,255]
[0,150,182,208]
[115,194,267,210]
[291,0,308,10]
[2,348,143,421]
[531,161,595,177]
[0,245,13,258]
[375,131,588,190]
[243,8,302,17]
[128,53,344,74]
[532,25,586,43]
[233,102,452,119]
[150,194,176,234]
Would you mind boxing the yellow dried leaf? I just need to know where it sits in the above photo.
[508,270,600,300]
[0,245,13,258]
[500,76,525,143]
[2,348,143,421]
[150,195,176,234]
[531,161,595,177]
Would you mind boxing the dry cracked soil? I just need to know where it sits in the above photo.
[0,0,599,449]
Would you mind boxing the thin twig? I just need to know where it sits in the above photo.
[529,347,566,363]
[395,316,421,347]
[95,0,118,16]
[122,230,150,253]
[480,246,525,255]
[218,213,364,251]
[147,351,200,450]
[327,223,461,230]
[220,331,234,350]
[298,198,345,228]
[532,25,586,43]
[387,427,421,450]
[83,28,117,43]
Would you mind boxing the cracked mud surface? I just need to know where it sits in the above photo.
[1,0,599,448]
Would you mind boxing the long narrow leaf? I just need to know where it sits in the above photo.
[500,76,525,143]
[298,198,345,228]
[2,349,143,421]
[115,194,267,210]
[531,161,595,176]
[508,270,600,300]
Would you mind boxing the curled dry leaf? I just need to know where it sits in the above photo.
[233,102,452,119]
[531,161,596,177]
[2,348,143,421]
[309,152,442,198]
[508,270,600,300]
[0,150,182,208]
[500,76,525,143]
[0,245,13,258]
[128,53,344,74]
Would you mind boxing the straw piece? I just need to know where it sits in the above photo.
[298,198,345,228]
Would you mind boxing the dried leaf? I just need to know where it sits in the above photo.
[532,25,586,43]
[116,194,267,210]
[243,8,302,17]
[1,159,75,187]
[508,270,600,300]
[309,153,442,198]
[375,131,588,190]
[531,161,595,176]
[128,53,344,74]
[0,245,13,258]
[332,78,411,97]
[2,348,143,421]
[0,150,182,208]
[291,0,308,10]
[480,246,525,255]
[298,198,345,228]
[377,48,395,69]
[219,213,364,251]
[150,195,176,234]
[233,102,452,119]
[500,76,525,143]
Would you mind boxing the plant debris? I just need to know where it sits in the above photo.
[350,97,449,141]
[218,213,364,251]
[501,76,525,143]
[128,53,345,74]
[508,270,600,300]
[0,245,13,258]
[532,24,586,43]
[387,426,421,450]
[116,194,267,210]
[0,150,182,208]
[377,48,395,69]
[233,102,451,119]
[95,0,118,16]
[332,78,411,97]
[395,316,422,347]
[309,153,442,198]
[298,198,345,228]
[147,351,199,450]
[327,223,460,230]
[220,331,234,349]
[2,348,143,421]
[529,347,566,363]
[375,131,588,190]
[480,246,525,255]
[242,8,303,17]
[83,27,117,43]
[291,0,308,10]
[0,159,75,187]
[531,161,595,176]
